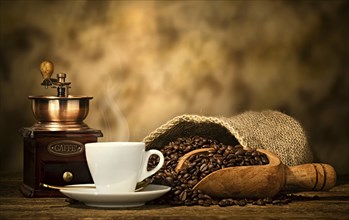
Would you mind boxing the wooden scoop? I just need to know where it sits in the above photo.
[176,148,336,198]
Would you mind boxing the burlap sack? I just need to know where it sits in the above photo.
[143,110,313,166]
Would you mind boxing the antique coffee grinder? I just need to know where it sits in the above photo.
[20,61,103,197]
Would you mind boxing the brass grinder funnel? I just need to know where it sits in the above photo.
[29,61,93,131]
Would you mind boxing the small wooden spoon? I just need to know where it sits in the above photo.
[176,148,336,198]
[41,180,150,192]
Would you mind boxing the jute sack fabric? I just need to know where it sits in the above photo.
[143,110,313,166]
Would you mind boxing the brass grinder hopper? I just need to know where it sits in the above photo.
[29,60,92,131]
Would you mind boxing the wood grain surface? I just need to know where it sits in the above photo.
[0,173,348,220]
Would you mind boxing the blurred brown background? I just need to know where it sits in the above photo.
[0,1,348,176]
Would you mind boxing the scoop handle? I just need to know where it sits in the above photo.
[282,163,336,192]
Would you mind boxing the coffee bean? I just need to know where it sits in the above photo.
[281,199,292,204]
[165,176,174,183]
[261,155,269,164]
[211,200,218,205]
[198,199,205,206]
[184,145,192,153]
[226,154,235,159]
[179,191,187,201]
[272,200,282,205]
[264,197,273,204]
[199,194,212,200]
[253,199,266,206]
[65,198,78,204]
[251,151,259,157]
[237,199,247,206]
[200,164,208,172]
[173,189,181,195]
[218,199,231,207]
[235,149,244,155]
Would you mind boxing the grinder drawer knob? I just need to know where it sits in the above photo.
[63,171,74,182]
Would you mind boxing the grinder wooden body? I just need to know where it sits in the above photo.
[192,149,336,198]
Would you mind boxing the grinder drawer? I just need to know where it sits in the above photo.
[42,162,93,186]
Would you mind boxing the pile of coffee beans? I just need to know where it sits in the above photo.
[147,136,307,206]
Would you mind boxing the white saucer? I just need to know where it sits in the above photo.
[60,184,170,208]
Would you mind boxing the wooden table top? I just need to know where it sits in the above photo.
[1,173,348,219]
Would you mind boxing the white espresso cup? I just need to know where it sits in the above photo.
[85,142,164,194]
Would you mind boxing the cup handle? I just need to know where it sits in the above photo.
[138,149,164,182]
